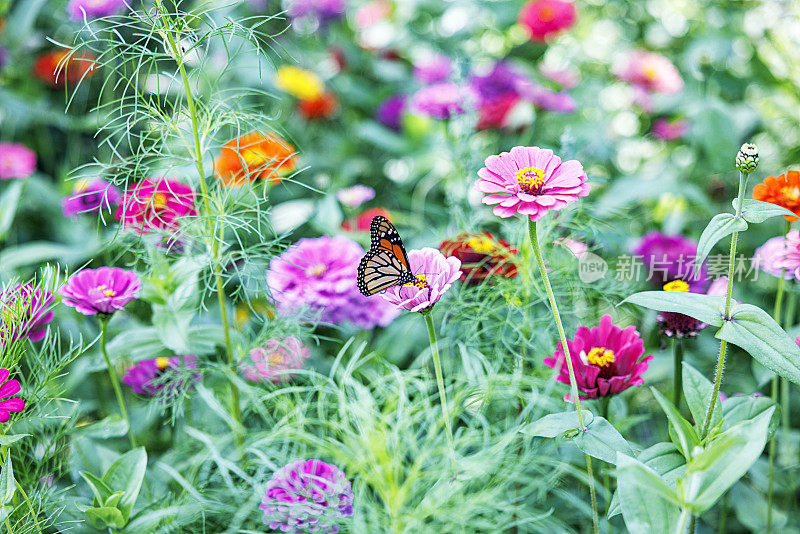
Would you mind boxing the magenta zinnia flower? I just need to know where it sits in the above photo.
[267,236,400,329]
[544,314,652,400]
[122,355,200,396]
[59,267,141,316]
[475,146,590,221]
[0,143,36,180]
[0,284,54,343]
[615,51,684,95]
[116,178,197,234]
[0,368,25,423]
[518,0,576,42]
[413,53,453,85]
[61,178,121,217]
[410,83,475,120]
[336,185,375,209]
[260,459,354,534]
[67,0,129,20]
[381,248,462,313]
[240,337,311,383]
[652,118,689,141]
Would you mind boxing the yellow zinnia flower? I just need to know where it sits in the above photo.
[275,66,324,100]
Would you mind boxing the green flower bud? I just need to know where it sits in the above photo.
[736,143,759,173]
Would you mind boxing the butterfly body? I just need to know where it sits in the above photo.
[357,216,416,296]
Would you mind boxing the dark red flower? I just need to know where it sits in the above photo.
[33,50,97,88]
[440,232,517,284]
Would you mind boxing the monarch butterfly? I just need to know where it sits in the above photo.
[357,216,417,296]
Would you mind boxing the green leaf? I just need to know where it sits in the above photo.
[0,181,23,240]
[85,506,127,530]
[731,482,788,532]
[102,447,147,522]
[715,303,800,385]
[721,394,779,438]
[571,417,634,465]
[732,198,795,223]
[682,363,721,431]
[72,415,129,440]
[80,471,114,506]
[694,213,748,274]
[0,434,29,446]
[683,408,774,512]
[621,291,725,327]
[651,388,699,459]
[0,450,15,504]
[616,453,681,534]
[521,410,593,438]
[152,305,193,354]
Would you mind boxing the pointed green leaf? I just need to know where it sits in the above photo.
[721,394,779,438]
[616,453,681,534]
[732,198,796,223]
[682,363,721,431]
[0,451,15,504]
[651,388,699,459]
[715,303,800,385]
[0,434,29,446]
[694,213,748,274]
[80,471,114,506]
[102,447,147,522]
[571,417,634,465]
[85,506,127,530]
[521,410,593,438]
[621,292,725,327]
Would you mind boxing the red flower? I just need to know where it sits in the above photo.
[115,178,197,235]
[341,207,391,232]
[298,92,338,120]
[33,50,97,88]
[440,232,517,284]
[476,94,520,130]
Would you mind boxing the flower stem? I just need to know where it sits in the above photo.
[700,170,749,441]
[100,318,136,449]
[423,313,455,463]
[673,338,683,411]
[767,268,786,532]
[528,219,598,534]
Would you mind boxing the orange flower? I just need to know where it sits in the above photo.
[33,50,97,88]
[298,92,338,120]
[214,131,297,187]
[753,170,800,221]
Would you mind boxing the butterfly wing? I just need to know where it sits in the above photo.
[357,249,416,296]
[369,216,411,270]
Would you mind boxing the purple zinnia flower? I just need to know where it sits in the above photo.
[381,248,462,313]
[240,337,311,383]
[59,267,141,316]
[470,62,526,106]
[0,143,36,180]
[633,231,708,291]
[288,0,346,27]
[376,95,406,131]
[0,284,54,343]
[336,185,375,209]
[544,314,653,400]
[267,236,400,329]
[515,79,576,113]
[413,53,453,84]
[122,355,200,396]
[61,178,121,217]
[0,368,25,423]
[260,459,354,534]
[410,83,475,120]
[67,0,129,21]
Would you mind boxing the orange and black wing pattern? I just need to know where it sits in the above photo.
[357,216,415,296]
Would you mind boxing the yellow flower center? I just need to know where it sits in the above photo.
[586,347,615,367]
[411,274,429,289]
[515,167,546,195]
[663,280,690,292]
[781,186,800,201]
[97,284,116,298]
[267,351,285,365]
[539,5,556,21]
[466,236,497,254]
[308,264,327,277]
[155,357,171,370]
[643,65,659,81]
[73,178,92,192]
[150,193,168,209]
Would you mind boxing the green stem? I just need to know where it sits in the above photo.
[423,313,455,462]
[700,171,749,441]
[673,338,683,411]
[100,318,136,448]
[528,219,598,534]
[15,481,42,534]
[157,1,240,427]
[675,507,691,534]
[767,268,787,532]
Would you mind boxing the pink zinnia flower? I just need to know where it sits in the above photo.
[67,0,129,20]
[518,0,577,42]
[413,53,453,85]
[0,368,25,422]
[336,185,375,209]
[615,51,684,95]
[61,178,121,217]
[515,80,576,113]
[779,229,800,281]
[0,143,36,180]
[115,178,197,234]
[1,284,54,344]
[410,83,475,120]
[544,314,653,400]
[753,236,794,280]
[652,118,689,140]
[539,64,579,89]
[381,248,462,313]
[474,146,590,221]
[240,337,311,383]
[59,267,141,316]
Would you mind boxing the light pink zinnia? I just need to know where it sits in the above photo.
[779,229,800,281]
[615,51,684,94]
[544,314,653,400]
[475,146,590,221]
[240,337,311,383]
[652,118,689,140]
[0,143,36,180]
[381,248,462,313]
[336,185,375,209]
[753,236,794,280]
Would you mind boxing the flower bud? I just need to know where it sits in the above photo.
[736,143,759,173]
